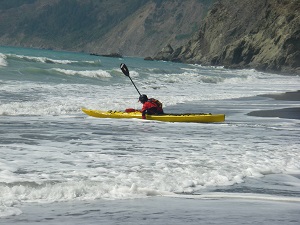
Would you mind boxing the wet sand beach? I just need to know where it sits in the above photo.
[248,91,300,120]
[260,90,300,101]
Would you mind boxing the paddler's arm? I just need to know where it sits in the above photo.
[141,103,149,119]
[141,110,146,119]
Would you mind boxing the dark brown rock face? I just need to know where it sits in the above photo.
[154,0,300,75]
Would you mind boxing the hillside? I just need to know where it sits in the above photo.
[154,0,300,75]
[1,0,298,75]
[0,0,211,57]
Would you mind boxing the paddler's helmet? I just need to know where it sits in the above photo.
[139,94,148,103]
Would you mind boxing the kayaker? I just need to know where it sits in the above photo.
[139,94,164,119]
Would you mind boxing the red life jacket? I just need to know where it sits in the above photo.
[141,98,164,115]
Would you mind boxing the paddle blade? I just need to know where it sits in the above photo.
[120,63,130,77]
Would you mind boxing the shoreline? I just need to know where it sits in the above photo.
[248,90,300,120]
[260,90,300,101]
[2,196,300,224]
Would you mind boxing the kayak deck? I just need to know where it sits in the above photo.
[82,108,225,123]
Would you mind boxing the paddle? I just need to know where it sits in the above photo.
[120,63,141,96]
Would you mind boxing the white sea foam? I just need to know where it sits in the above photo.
[0,166,299,215]
[53,68,111,78]
[127,70,139,77]
[1,67,299,116]
[1,48,300,220]
[6,53,102,66]
[0,181,169,204]
[0,206,22,218]
[0,53,8,67]
[7,54,76,64]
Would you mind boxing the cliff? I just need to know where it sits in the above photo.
[1,0,299,75]
[0,0,210,57]
[154,0,300,75]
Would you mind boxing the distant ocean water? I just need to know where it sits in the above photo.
[0,46,300,224]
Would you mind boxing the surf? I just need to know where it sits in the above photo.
[0,53,8,67]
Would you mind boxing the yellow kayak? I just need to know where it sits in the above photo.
[82,108,225,123]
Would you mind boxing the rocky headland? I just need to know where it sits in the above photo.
[153,0,300,75]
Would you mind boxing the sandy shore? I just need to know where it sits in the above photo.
[260,90,300,101]
[248,90,300,120]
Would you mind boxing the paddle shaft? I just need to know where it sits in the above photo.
[128,76,141,96]
[120,63,141,96]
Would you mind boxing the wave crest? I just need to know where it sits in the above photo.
[6,53,102,66]
[53,68,111,78]
[0,53,8,67]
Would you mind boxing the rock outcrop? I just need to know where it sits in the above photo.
[154,0,300,75]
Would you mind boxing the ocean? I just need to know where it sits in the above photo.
[0,46,300,224]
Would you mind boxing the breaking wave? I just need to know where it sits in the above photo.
[52,68,112,78]
[0,53,8,67]
[6,53,102,66]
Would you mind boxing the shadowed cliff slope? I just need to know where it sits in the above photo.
[0,0,210,57]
